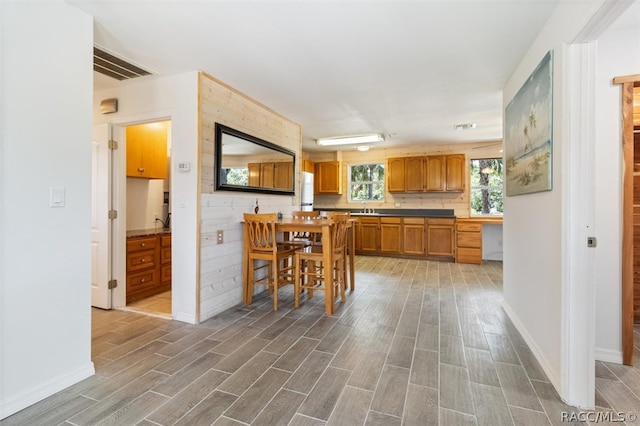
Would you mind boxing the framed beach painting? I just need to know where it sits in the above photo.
[505,50,553,196]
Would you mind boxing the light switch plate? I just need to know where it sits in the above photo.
[50,187,65,207]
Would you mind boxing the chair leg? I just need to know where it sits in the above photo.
[294,254,301,308]
[273,261,279,311]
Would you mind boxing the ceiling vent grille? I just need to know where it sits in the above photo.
[93,47,151,81]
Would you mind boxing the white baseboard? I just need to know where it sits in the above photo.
[0,362,95,420]
[174,311,197,324]
[595,347,623,364]
[502,302,562,391]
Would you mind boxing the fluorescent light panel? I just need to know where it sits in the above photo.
[316,133,384,146]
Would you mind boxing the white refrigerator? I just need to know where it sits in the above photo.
[301,171,314,211]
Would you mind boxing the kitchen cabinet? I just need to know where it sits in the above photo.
[380,217,402,254]
[357,217,379,254]
[426,218,455,258]
[247,162,293,190]
[126,121,168,179]
[302,159,315,173]
[387,157,406,192]
[456,222,482,264]
[314,161,342,194]
[403,217,426,255]
[387,154,465,193]
[126,233,171,303]
[445,154,465,191]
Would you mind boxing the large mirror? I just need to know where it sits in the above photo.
[215,123,295,195]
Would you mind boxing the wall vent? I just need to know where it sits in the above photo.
[93,47,151,81]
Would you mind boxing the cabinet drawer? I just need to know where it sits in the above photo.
[127,250,156,272]
[457,232,481,248]
[127,269,159,289]
[161,265,171,283]
[428,218,455,226]
[457,247,482,264]
[359,217,380,224]
[456,223,482,232]
[380,217,401,224]
[127,237,157,252]
[403,217,425,225]
[161,235,171,247]
[161,247,171,264]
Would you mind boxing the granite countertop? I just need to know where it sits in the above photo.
[126,228,171,238]
[315,208,455,218]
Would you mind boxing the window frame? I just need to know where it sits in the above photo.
[347,162,385,202]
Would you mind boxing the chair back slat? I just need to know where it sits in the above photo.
[331,213,350,253]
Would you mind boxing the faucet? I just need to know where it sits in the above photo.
[155,212,171,229]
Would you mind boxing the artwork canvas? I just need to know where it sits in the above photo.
[505,50,553,196]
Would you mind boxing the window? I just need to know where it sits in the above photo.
[221,167,248,186]
[349,163,385,201]
[470,158,503,215]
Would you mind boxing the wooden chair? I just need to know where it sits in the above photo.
[244,213,297,310]
[293,213,349,313]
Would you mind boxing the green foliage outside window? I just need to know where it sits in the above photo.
[470,158,503,215]
[222,168,248,186]
[349,163,385,201]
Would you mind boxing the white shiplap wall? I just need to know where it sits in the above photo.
[198,72,301,321]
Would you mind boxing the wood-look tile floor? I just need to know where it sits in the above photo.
[3,256,640,425]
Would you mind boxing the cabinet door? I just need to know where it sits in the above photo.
[314,161,342,194]
[358,218,379,253]
[126,121,168,179]
[274,162,293,190]
[248,163,261,187]
[424,155,446,191]
[387,157,405,192]
[403,218,425,255]
[404,157,424,192]
[426,219,455,257]
[380,218,402,254]
[446,154,465,192]
[260,163,275,188]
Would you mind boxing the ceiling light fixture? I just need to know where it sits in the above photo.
[454,123,477,130]
[316,133,385,146]
[356,145,370,152]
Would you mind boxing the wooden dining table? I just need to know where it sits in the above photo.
[242,216,355,315]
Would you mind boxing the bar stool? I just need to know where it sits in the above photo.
[244,213,297,310]
[293,213,349,313]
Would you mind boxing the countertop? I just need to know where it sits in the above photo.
[126,228,172,238]
[315,208,456,218]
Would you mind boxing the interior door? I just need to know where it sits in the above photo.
[91,124,112,309]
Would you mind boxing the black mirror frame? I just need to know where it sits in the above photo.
[214,123,296,196]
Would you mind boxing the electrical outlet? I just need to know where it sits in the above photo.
[217,230,224,244]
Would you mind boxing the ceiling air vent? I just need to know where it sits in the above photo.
[93,47,151,81]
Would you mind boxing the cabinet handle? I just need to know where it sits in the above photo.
[138,167,145,172]
[141,258,145,263]
[141,243,145,247]
[141,278,146,283]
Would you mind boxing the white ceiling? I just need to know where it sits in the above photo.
[71,1,566,152]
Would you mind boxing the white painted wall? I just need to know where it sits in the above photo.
[0,2,95,418]
[93,72,200,324]
[594,16,640,362]
[503,0,632,407]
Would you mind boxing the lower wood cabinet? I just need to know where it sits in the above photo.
[426,218,455,259]
[126,233,171,303]
[355,216,454,261]
[455,222,483,264]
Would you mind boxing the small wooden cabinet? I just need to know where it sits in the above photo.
[456,222,482,264]
[247,162,293,190]
[403,218,426,255]
[314,161,342,194]
[126,121,168,179]
[426,218,455,259]
[126,233,171,303]
[387,154,465,193]
[380,217,402,254]
[357,217,380,254]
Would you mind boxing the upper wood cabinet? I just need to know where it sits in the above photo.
[445,154,465,192]
[126,122,168,179]
[388,154,465,193]
[247,162,293,190]
[302,159,315,173]
[314,161,342,195]
[387,157,405,192]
